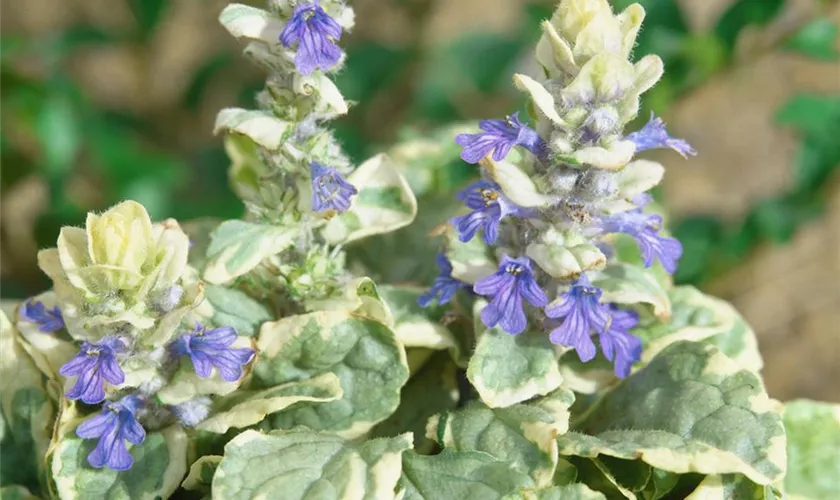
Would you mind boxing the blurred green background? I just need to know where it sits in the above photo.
[1,0,839,401]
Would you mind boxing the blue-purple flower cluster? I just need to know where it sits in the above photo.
[276,3,358,215]
[19,302,254,471]
[419,110,693,377]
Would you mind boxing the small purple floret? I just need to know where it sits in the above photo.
[626,112,696,158]
[279,2,343,75]
[171,323,255,382]
[451,179,529,245]
[597,211,683,274]
[76,395,146,471]
[455,112,545,164]
[59,338,125,404]
[473,255,548,335]
[545,275,642,378]
[19,299,64,333]
[418,253,466,307]
[310,162,358,213]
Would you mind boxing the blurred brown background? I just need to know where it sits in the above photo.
[1,0,839,402]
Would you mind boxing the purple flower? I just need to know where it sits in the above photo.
[455,112,545,164]
[59,338,125,404]
[546,276,642,378]
[545,275,604,362]
[171,323,255,382]
[597,305,642,378]
[625,113,696,158]
[311,162,358,213]
[279,2,343,75]
[598,211,683,274]
[474,255,548,335]
[76,395,146,471]
[19,299,64,333]
[418,253,466,307]
[451,180,528,245]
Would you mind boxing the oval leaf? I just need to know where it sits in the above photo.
[212,429,412,500]
[254,310,409,438]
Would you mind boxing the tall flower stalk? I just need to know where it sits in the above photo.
[421,0,694,378]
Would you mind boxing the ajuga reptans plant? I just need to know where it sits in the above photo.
[1,1,837,499]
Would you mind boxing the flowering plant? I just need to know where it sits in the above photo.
[1,1,837,499]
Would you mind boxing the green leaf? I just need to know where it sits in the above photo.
[634,286,763,373]
[180,218,223,272]
[50,417,188,500]
[467,316,563,408]
[784,19,840,61]
[35,90,80,178]
[775,94,840,139]
[591,263,671,321]
[560,341,786,486]
[203,220,297,284]
[782,399,840,499]
[685,474,781,499]
[202,284,273,337]
[128,0,168,40]
[181,455,221,493]
[335,42,410,103]
[196,373,343,433]
[212,429,412,500]
[369,352,459,452]
[254,310,409,438]
[0,311,54,494]
[507,483,607,500]
[714,0,785,56]
[444,225,497,285]
[0,485,40,499]
[428,389,574,487]
[377,285,458,352]
[398,449,535,500]
[569,457,636,499]
[322,154,418,245]
[214,109,294,151]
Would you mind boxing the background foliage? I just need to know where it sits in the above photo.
[1,0,839,401]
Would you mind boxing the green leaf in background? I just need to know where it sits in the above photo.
[128,0,169,41]
[0,312,54,495]
[784,19,840,61]
[335,43,410,104]
[0,485,40,500]
[775,94,840,141]
[398,449,535,500]
[202,284,273,337]
[212,429,412,500]
[714,0,786,57]
[183,53,236,111]
[562,341,786,486]
[672,216,723,285]
[377,285,458,353]
[428,390,574,487]
[255,310,409,438]
[369,352,459,451]
[782,399,840,499]
[35,83,81,179]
